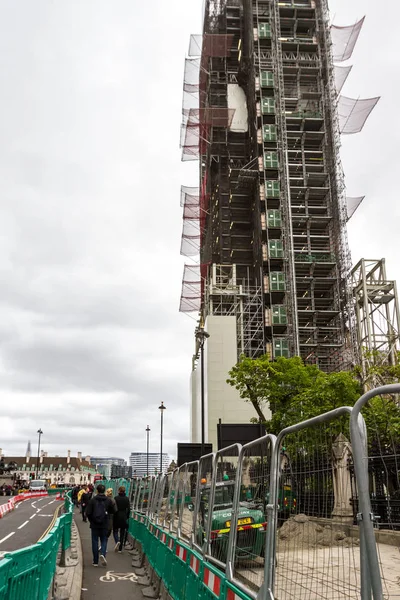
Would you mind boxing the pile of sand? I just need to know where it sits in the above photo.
[278,514,359,549]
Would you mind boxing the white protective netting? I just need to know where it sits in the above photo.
[334,64,352,94]
[180,219,200,257]
[183,57,201,93]
[338,95,380,134]
[346,196,364,220]
[180,185,199,207]
[179,264,202,313]
[189,34,202,57]
[331,17,365,62]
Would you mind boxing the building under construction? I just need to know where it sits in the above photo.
[179,0,384,447]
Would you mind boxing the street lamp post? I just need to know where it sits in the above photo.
[146,425,150,476]
[196,322,210,457]
[159,402,166,474]
[36,429,43,479]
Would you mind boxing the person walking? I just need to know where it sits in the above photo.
[86,484,116,566]
[81,486,92,522]
[105,488,117,541]
[71,485,80,507]
[113,485,130,553]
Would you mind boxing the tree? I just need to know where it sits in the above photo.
[227,354,400,449]
[227,355,361,433]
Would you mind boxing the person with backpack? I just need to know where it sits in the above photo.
[85,484,116,566]
[113,486,130,553]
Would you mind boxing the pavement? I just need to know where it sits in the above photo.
[75,508,144,600]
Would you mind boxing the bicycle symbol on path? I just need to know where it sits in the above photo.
[100,571,138,583]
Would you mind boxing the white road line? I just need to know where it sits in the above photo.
[0,532,15,544]
[29,514,36,520]
[18,520,29,530]
[38,514,52,517]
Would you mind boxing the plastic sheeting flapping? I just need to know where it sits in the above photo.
[183,58,200,92]
[338,95,380,134]
[180,185,199,207]
[179,265,202,313]
[181,218,200,257]
[189,33,234,57]
[331,17,365,62]
[334,65,352,94]
[346,196,364,221]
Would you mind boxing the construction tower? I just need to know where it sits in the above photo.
[179,0,379,447]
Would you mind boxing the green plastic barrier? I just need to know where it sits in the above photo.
[162,534,176,592]
[225,581,254,600]
[154,528,169,580]
[168,540,190,600]
[0,557,13,597]
[97,478,131,496]
[37,521,63,599]
[184,548,203,600]
[145,522,157,567]
[47,488,66,495]
[152,527,166,578]
[0,491,74,599]
[200,562,227,600]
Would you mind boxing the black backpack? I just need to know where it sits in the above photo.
[92,497,107,525]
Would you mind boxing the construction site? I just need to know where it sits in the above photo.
[177,0,400,450]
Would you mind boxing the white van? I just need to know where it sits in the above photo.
[30,480,47,491]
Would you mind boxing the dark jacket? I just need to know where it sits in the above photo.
[86,494,116,530]
[113,493,130,529]
[81,491,92,507]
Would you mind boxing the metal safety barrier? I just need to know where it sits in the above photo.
[0,491,74,599]
[126,384,400,600]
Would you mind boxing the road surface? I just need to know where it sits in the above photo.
[0,497,13,505]
[0,496,62,555]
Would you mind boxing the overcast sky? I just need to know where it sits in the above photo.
[0,0,397,462]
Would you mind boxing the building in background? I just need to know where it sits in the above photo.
[129,452,169,477]
[0,449,95,486]
[111,464,132,479]
[90,456,127,479]
[179,0,380,450]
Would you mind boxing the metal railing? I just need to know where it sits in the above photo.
[127,384,400,600]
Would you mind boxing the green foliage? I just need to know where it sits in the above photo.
[354,349,400,388]
[227,355,361,433]
[227,354,400,449]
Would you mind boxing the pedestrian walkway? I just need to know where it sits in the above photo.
[75,508,143,600]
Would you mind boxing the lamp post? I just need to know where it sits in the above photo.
[159,402,166,474]
[146,425,150,476]
[36,429,43,479]
[195,321,210,457]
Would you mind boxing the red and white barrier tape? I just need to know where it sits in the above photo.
[190,553,200,575]
[203,567,221,597]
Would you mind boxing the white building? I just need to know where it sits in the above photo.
[129,452,169,477]
[191,315,270,451]
[1,450,96,486]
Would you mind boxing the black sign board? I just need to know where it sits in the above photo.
[177,443,213,467]
[217,423,266,450]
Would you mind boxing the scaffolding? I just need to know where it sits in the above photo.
[206,264,265,359]
[178,0,380,371]
[352,259,400,379]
